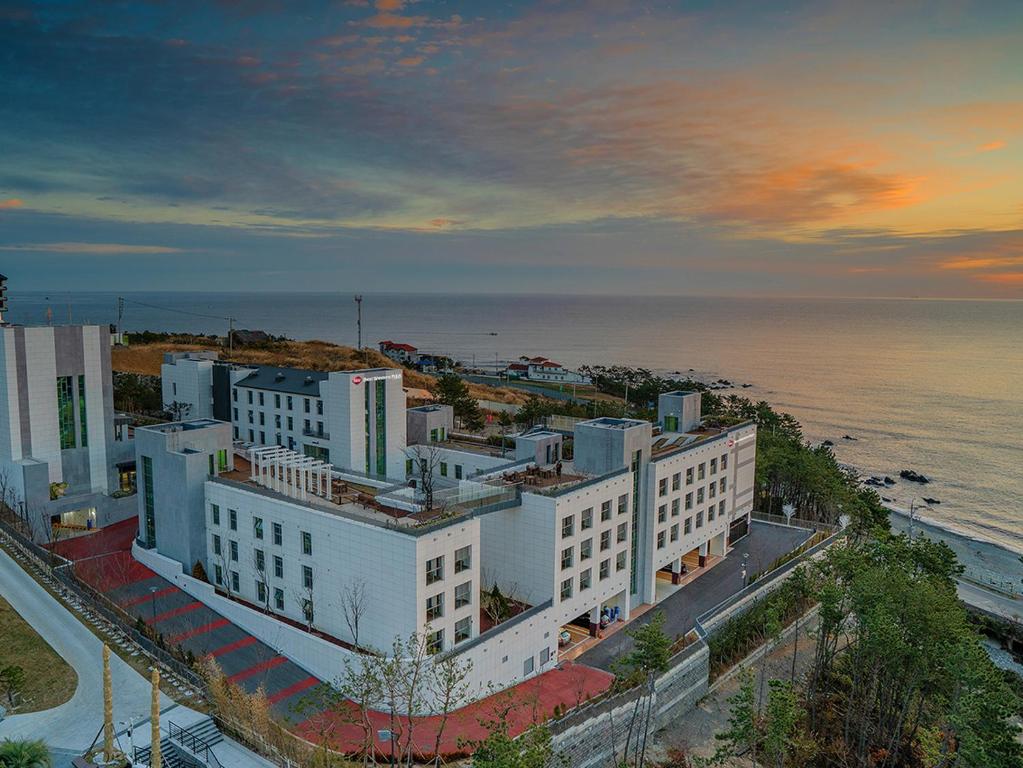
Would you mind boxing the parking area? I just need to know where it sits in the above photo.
[578,521,812,671]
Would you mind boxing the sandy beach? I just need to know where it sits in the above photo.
[886,504,1023,597]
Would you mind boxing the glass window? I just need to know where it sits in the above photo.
[721,454,728,470]
[214,564,223,585]
[253,517,263,539]
[523,656,535,675]
[686,467,694,485]
[454,545,471,573]
[455,616,471,643]
[560,578,573,600]
[211,504,220,525]
[229,509,237,530]
[709,483,716,499]
[671,498,680,517]
[720,477,727,492]
[287,395,293,410]
[617,494,628,515]
[708,505,716,521]
[229,540,238,562]
[658,478,668,497]
[672,472,681,491]
[601,500,612,521]
[670,524,679,542]
[212,534,221,555]
[719,500,726,516]
[454,464,463,480]
[685,516,693,534]
[710,458,718,474]
[580,538,592,560]
[273,522,282,545]
[255,548,265,571]
[697,487,705,504]
[301,531,312,555]
[302,565,313,589]
[581,508,593,530]
[658,504,667,523]
[440,462,448,477]
[616,523,627,543]
[274,394,281,409]
[561,546,574,570]
[599,559,610,580]
[256,581,266,603]
[600,530,611,551]
[426,593,444,621]
[657,531,666,549]
[258,392,264,406]
[579,568,592,591]
[274,588,284,610]
[698,463,706,480]
[616,551,627,571]
[455,581,472,608]
[696,511,704,528]
[57,376,75,449]
[274,555,283,579]
[427,629,443,655]
[426,555,444,584]
[561,515,574,538]
[233,388,238,402]
[77,375,88,447]
[231,571,240,592]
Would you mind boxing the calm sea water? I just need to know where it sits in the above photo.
[8,291,1022,550]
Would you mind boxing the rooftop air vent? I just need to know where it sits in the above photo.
[275,371,285,381]
[305,376,314,385]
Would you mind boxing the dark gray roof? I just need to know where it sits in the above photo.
[235,366,328,395]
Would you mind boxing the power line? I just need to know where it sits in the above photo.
[118,296,235,322]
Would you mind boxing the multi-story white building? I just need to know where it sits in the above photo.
[0,321,136,536]
[161,351,218,418]
[145,360,756,705]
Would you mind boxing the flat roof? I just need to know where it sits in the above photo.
[234,367,328,395]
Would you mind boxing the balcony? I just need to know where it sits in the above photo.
[302,428,330,440]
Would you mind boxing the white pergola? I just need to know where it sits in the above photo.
[249,445,333,502]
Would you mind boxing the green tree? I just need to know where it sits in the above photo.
[469,719,562,768]
[614,611,672,767]
[762,680,801,768]
[710,671,759,767]
[435,374,485,432]
[0,739,52,768]
[514,395,555,428]
[0,666,24,707]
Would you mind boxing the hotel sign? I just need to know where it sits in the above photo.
[352,372,402,385]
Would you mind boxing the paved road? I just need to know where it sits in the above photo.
[578,522,811,671]
[957,580,1023,621]
[0,546,275,768]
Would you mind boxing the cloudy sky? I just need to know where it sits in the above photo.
[2,0,1022,296]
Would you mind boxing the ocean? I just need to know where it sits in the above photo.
[7,291,1022,552]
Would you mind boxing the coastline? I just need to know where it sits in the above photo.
[885,503,1023,597]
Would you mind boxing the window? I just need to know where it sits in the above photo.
[561,515,574,538]
[255,548,265,571]
[302,565,313,589]
[455,581,472,608]
[258,392,265,406]
[57,376,75,448]
[230,540,239,562]
[217,449,228,473]
[685,516,693,534]
[233,388,238,402]
[304,419,311,433]
[686,467,694,485]
[658,504,667,523]
[427,629,443,655]
[140,457,154,546]
[561,546,574,570]
[696,511,704,528]
[316,399,323,415]
[672,472,681,491]
[287,395,293,410]
[259,412,265,426]
[273,522,282,546]
[580,538,592,560]
[301,531,312,555]
[720,477,727,492]
[721,453,728,470]
[274,414,281,429]
[455,617,471,643]
[616,551,627,572]
[697,487,705,504]
[698,462,706,480]
[710,457,718,474]
[248,410,254,424]
[274,393,281,409]
[658,478,668,497]
[274,588,285,610]
[214,565,223,585]
[524,656,535,675]
[229,509,237,530]
[454,545,471,573]
[440,462,448,477]
[247,390,253,404]
[426,556,444,584]
[719,500,726,516]
[211,504,220,525]
[671,498,680,517]
[233,407,239,421]
[426,593,444,621]
[579,568,592,591]
[209,454,215,476]
[599,558,610,580]
[256,581,267,603]
[303,600,314,624]
[212,534,222,555]
[581,507,593,530]
[657,531,666,549]
[600,530,611,551]
[709,483,716,499]
[560,578,573,600]
[253,517,264,539]
[616,523,628,543]
[601,500,612,521]
[708,505,716,521]
[670,524,679,542]
[685,492,693,510]
[274,555,283,579]
[259,431,265,443]
[248,429,254,442]
[454,464,463,480]
[231,571,240,592]
[304,398,310,413]
[617,494,628,515]
[406,458,413,475]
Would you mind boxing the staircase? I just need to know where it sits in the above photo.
[132,717,224,768]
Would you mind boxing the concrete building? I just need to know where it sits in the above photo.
[407,404,453,446]
[0,322,136,537]
[505,356,591,384]
[161,351,218,419]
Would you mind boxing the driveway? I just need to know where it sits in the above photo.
[578,522,811,671]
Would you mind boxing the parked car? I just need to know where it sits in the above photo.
[558,629,572,646]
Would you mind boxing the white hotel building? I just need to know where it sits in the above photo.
[143,359,756,704]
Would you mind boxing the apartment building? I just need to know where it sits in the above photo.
[161,351,218,418]
[0,321,136,536]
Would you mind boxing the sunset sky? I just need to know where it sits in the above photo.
[2,0,1022,296]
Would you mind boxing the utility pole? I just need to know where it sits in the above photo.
[116,296,124,338]
[228,317,235,355]
[354,295,363,359]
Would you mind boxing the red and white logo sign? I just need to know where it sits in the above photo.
[727,438,735,448]
[352,375,363,385]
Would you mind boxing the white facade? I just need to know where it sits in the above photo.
[161,352,216,419]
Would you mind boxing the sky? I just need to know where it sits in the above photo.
[2,0,1023,297]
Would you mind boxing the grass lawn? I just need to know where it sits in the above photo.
[0,595,77,713]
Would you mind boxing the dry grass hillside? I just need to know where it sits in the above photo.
[112,337,532,405]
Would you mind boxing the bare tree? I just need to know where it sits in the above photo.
[252,550,271,614]
[479,567,525,627]
[291,583,315,632]
[340,577,368,651]
[403,444,445,513]
[427,654,476,767]
[163,400,192,422]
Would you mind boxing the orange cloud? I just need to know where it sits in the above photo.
[0,198,23,209]
[977,140,1006,152]
[397,55,424,67]
[376,0,403,10]
[360,12,424,28]
[0,242,182,254]
[975,272,1023,284]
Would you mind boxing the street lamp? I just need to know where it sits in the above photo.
[150,585,158,622]
[741,552,750,587]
